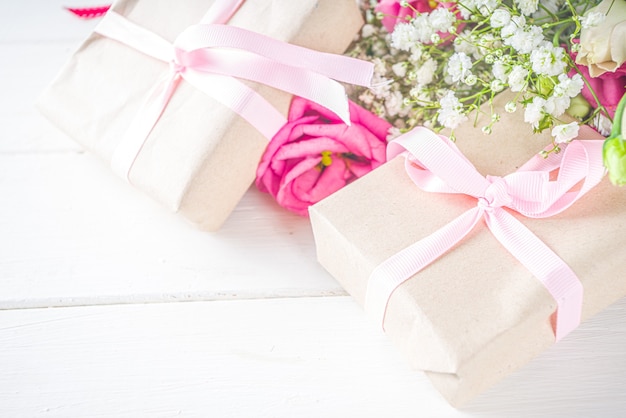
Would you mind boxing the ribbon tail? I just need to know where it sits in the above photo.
[176,24,373,87]
[111,70,182,181]
[180,49,352,125]
[182,70,287,140]
[365,208,483,329]
[486,209,583,341]
[94,11,173,62]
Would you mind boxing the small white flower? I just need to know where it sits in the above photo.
[429,8,456,32]
[492,60,508,82]
[475,0,498,16]
[530,44,567,76]
[465,74,478,86]
[390,22,419,51]
[508,65,529,91]
[506,24,544,54]
[551,122,580,144]
[524,96,547,129]
[447,52,473,83]
[458,0,477,19]
[385,90,407,117]
[501,15,527,39]
[505,101,517,113]
[476,33,502,59]
[409,45,424,63]
[490,79,505,92]
[490,8,511,28]
[581,11,606,29]
[545,94,571,117]
[412,14,436,43]
[416,58,437,86]
[361,24,376,38]
[515,0,539,16]
[409,86,431,103]
[454,30,480,57]
[555,73,584,98]
[392,62,407,78]
[438,91,468,129]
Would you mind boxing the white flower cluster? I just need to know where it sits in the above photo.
[349,0,603,144]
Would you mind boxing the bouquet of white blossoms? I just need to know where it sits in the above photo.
[349,0,626,170]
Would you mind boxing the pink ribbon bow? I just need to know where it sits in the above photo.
[365,126,606,341]
[93,0,373,181]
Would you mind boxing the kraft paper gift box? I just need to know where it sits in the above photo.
[37,0,365,231]
[309,92,626,406]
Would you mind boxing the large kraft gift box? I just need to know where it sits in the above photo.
[309,91,626,406]
[37,0,364,231]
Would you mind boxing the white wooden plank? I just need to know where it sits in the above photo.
[1,296,625,417]
[0,151,343,308]
[0,43,84,153]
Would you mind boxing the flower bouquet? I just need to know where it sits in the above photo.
[258,0,625,215]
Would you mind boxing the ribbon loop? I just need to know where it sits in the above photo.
[366,127,606,341]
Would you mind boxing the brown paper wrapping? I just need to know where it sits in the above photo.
[37,0,364,231]
[310,92,626,406]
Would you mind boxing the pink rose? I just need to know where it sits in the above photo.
[375,0,435,33]
[571,49,626,118]
[256,97,391,216]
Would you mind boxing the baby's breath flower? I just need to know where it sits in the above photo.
[490,8,511,28]
[515,0,539,16]
[391,23,419,51]
[530,44,567,76]
[524,96,547,129]
[416,58,437,85]
[508,65,529,91]
[438,91,468,129]
[429,8,456,32]
[491,79,506,92]
[348,0,609,139]
[581,11,605,28]
[392,62,407,77]
[505,101,518,113]
[447,52,473,83]
[465,74,478,85]
[506,24,544,54]
[552,122,580,144]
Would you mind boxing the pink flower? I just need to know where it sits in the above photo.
[256,97,391,216]
[571,51,626,119]
[375,0,435,33]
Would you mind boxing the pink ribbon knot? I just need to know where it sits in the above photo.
[365,126,606,342]
[478,176,512,211]
[92,1,373,182]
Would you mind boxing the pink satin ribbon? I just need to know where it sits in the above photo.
[93,1,373,181]
[365,126,606,341]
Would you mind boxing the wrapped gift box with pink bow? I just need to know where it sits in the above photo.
[38,0,372,230]
[309,92,626,406]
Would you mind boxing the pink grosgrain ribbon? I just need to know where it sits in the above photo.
[365,126,606,341]
[92,1,373,181]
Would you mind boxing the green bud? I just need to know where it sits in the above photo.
[537,76,555,97]
[603,92,626,186]
[603,137,626,186]
[566,94,592,119]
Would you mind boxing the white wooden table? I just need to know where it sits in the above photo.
[1,1,625,416]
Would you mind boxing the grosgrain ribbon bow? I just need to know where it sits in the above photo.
[365,127,606,341]
[93,0,373,181]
